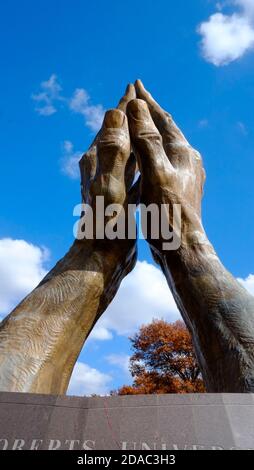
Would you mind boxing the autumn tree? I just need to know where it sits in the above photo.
[117,320,205,395]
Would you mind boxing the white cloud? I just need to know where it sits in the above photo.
[32,76,105,181]
[198,1,254,65]
[32,74,62,116]
[60,140,82,179]
[36,104,57,116]
[69,88,89,113]
[32,76,104,132]
[106,354,131,375]
[90,260,180,339]
[0,238,48,319]
[89,326,113,341]
[67,361,111,396]
[238,273,254,295]
[236,0,254,18]
[69,88,105,132]
[40,74,62,97]
[216,2,224,11]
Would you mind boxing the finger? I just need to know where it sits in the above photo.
[127,99,174,182]
[91,108,130,206]
[98,109,130,174]
[80,83,135,203]
[134,80,199,169]
[79,132,100,202]
[118,84,139,187]
[135,79,188,146]
[117,83,136,112]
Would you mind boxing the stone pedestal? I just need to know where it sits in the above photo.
[0,392,253,450]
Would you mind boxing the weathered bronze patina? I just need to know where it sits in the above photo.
[1,81,254,393]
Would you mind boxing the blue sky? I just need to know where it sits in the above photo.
[1,0,254,395]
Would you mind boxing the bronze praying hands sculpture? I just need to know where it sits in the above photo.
[0,80,254,394]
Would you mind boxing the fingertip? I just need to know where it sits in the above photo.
[134,79,143,88]
[127,98,150,120]
[134,79,146,96]
[135,80,155,107]
[117,83,136,111]
[125,83,135,95]
[125,83,136,102]
[103,108,126,128]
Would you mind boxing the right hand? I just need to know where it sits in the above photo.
[127,80,206,257]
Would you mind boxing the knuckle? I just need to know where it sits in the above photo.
[98,130,130,156]
[80,152,96,179]
[134,129,162,148]
[90,176,124,205]
[139,129,161,140]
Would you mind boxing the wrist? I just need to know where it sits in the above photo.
[62,239,137,308]
[158,225,220,292]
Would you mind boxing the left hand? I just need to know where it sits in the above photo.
[76,83,140,297]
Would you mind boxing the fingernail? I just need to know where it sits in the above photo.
[104,109,125,128]
[127,99,149,120]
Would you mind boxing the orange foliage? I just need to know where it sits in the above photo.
[117,320,205,395]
